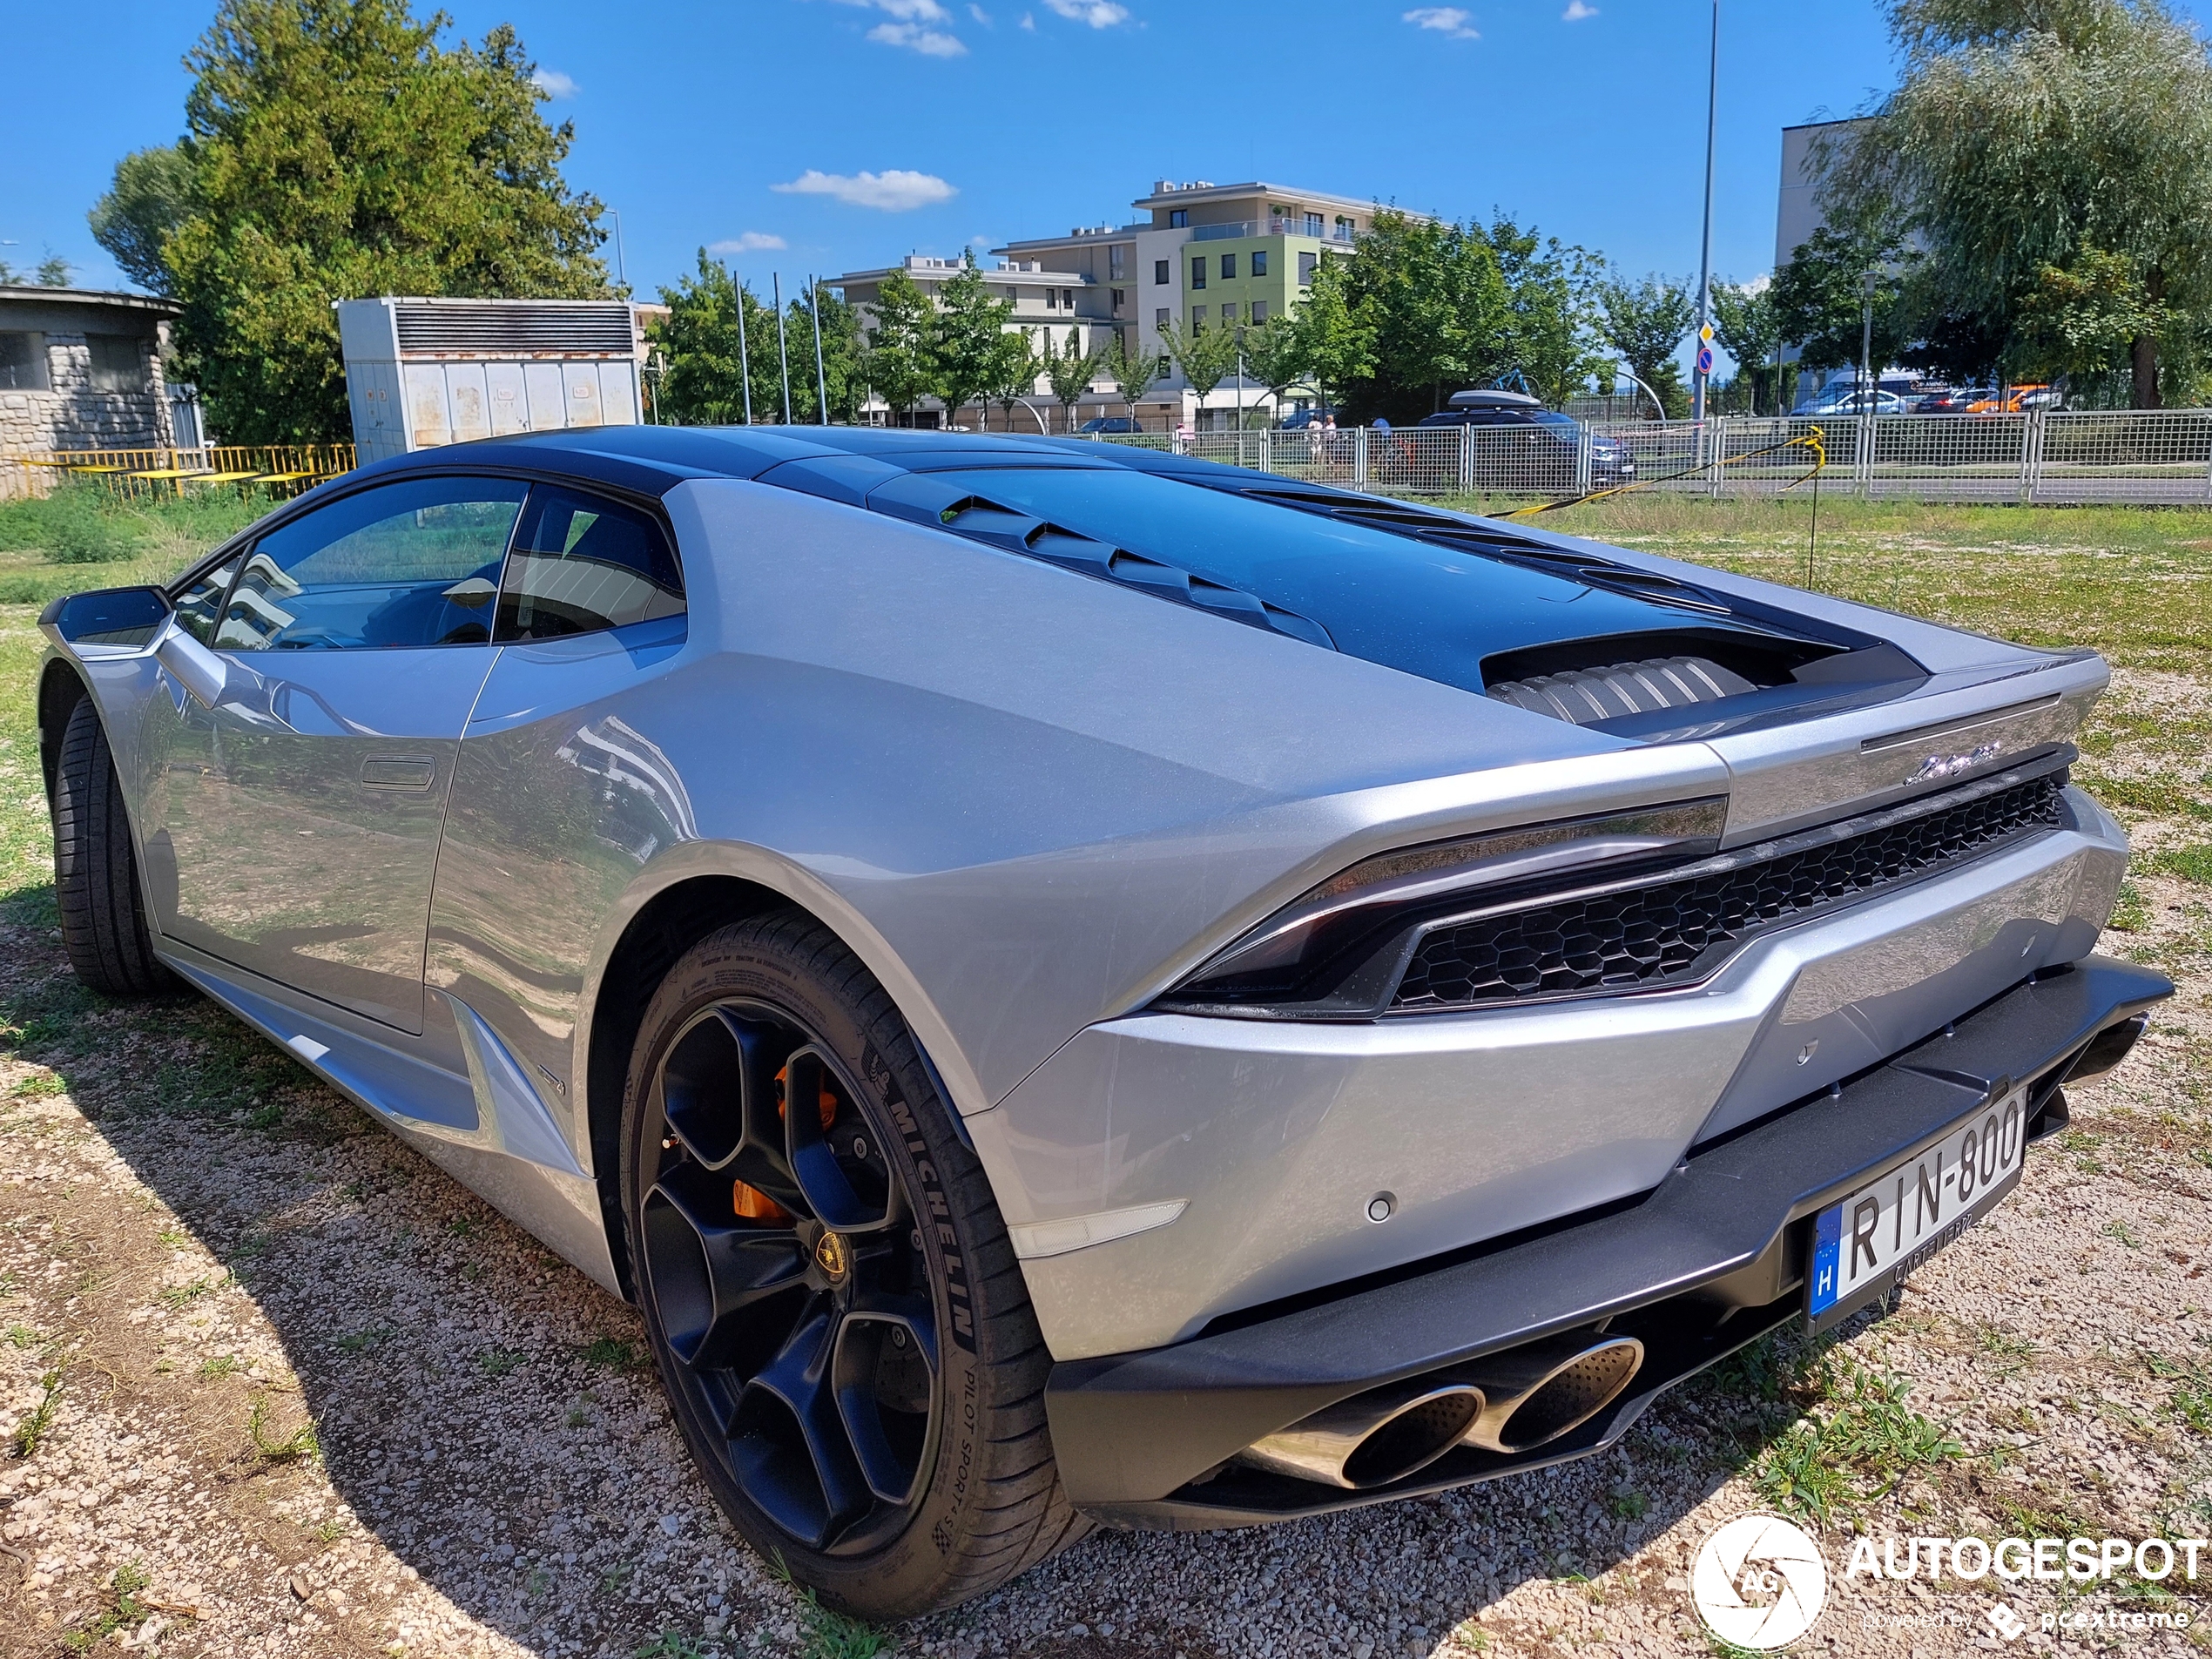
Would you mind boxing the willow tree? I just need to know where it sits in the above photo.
[1821,0,2212,406]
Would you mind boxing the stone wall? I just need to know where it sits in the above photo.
[0,322,175,496]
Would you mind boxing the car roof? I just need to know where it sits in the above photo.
[1445,390,1543,410]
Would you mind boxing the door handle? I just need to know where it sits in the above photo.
[361,755,437,791]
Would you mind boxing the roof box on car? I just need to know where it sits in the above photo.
[1447,389,1544,410]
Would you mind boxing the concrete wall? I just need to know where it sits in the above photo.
[0,297,174,471]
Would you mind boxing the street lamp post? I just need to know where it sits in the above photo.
[1689,0,1719,424]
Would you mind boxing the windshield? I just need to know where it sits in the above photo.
[1530,410,1580,431]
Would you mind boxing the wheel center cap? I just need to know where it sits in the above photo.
[814,1231,851,1281]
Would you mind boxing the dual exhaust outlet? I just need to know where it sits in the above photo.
[1237,1333,1644,1491]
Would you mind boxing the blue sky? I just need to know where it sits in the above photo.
[8,0,2202,341]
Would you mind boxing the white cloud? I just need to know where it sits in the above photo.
[867,19,967,52]
[820,0,968,53]
[1561,0,1598,18]
[530,67,578,98]
[1403,6,1478,38]
[1018,10,1035,27]
[772,168,959,211]
[709,233,788,253]
[1042,0,1129,24]
[968,2,992,20]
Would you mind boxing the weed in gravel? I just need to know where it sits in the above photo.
[2147,1353,2212,1433]
[1976,1325,2036,1369]
[583,1335,644,1371]
[2103,1218,2147,1251]
[2110,880,2152,933]
[634,1635,705,1659]
[159,1277,219,1310]
[771,1553,887,1659]
[4,1324,39,1349]
[10,1368,63,1457]
[478,1347,525,1377]
[332,1328,388,1355]
[446,1215,482,1238]
[59,1561,152,1653]
[246,1394,317,1461]
[1751,1354,1962,1522]
[1605,1486,1649,1521]
[198,1355,240,1379]
[9,1071,62,1098]
[310,1518,347,1546]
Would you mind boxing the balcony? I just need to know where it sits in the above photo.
[1189,220,1259,242]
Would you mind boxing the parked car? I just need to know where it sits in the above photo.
[38,426,2166,1617]
[1278,408,1332,429]
[1077,416,1142,435]
[1418,389,1635,489]
[1791,388,1912,416]
[1968,385,2057,414]
[1914,387,1979,415]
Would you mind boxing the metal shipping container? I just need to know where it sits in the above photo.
[335,297,644,462]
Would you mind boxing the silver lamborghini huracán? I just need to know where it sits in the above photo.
[37,427,2168,1615]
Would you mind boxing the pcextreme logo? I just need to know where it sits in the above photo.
[1691,1514,1829,1649]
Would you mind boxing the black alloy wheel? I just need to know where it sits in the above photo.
[640,999,937,1553]
[621,914,1087,1616]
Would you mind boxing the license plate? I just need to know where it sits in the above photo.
[1807,1085,2027,1330]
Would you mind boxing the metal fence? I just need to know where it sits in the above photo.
[1103,409,2212,506]
[3,444,355,502]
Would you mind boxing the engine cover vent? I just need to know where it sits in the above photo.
[1486,656,1755,725]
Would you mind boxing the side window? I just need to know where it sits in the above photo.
[215,475,527,651]
[496,485,684,643]
[172,556,244,644]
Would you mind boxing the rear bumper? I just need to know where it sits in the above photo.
[1045,954,2170,1527]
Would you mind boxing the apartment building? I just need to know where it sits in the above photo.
[832,179,1390,430]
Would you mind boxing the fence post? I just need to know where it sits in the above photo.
[1576,423,1593,498]
[2019,410,2044,504]
[1354,426,1369,490]
[1854,413,1874,497]
[1708,418,1724,497]
[1460,421,1474,496]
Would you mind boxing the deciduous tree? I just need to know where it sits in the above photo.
[89,145,197,296]
[863,266,936,424]
[930,251,1013,430]
[1596,272,1695,416]
[159,0,610,442]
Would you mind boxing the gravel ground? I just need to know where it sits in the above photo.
[3,672,2210,1657]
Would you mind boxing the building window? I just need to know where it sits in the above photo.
[1251,300,1269,324]
[1109,245,1126,281]
[1298,251,1318,286]
[1044,288,1057,309]
[1220,303,1237,323]
[1169,208,1188,228]
[1251,249,1268,277]
[1110,287,1125,313]
[1334,216,1355,241]
[1190,306,1207,330]
[1157,354,1170,376]
[0,333,48,392]
[1156,307,1170,329]
[1154,259,1169,285]
[1190,257,1206,291]
[87,334,151,395]
[1305,212,1325,236]
[1220,253,1237,280]
[1063,288,1075,308]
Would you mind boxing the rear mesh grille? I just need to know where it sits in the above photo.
[394,302,636,354]
[1393,772,2067,1011]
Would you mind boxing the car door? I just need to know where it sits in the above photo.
[137,474,526,1032]
[424,482,688,1103]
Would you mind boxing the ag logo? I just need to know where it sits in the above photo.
[1690,1514,1828,1649]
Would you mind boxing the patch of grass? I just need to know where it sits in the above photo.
[2108,880,2152,934]
[246,1393,317,1462]
[8,1071,63,1099]
[10,1369,63,1458]
[770,1551,886,1659]
[1605,1486,1649,1521]
[445,1215,482,1238]
[332,1327,389,1355]
[158,1277,219,1311]
[1751,1354,1964,1523]
[583,1335,644,1372]
[2148,844,2212,884]
[2087,777,2212,822]
[197,1354,241,1379]
[633,1635,705,1659]
[477,1347,525,1377]
[58,1561,152,1654]
[2147,1353,2212,1434]
[2103,1218,2147,1251]
[4,1324,40,1350]
[310,1518,347,1546]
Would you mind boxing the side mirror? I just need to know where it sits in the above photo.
[40,586,172,650]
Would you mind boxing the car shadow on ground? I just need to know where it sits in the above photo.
[0,886,1847,1658]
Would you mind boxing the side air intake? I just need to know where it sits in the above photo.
[1485,656,1755,726]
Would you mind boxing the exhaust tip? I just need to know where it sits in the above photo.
[1457,1334,1644,1455]
[1238,1382,1483,1490]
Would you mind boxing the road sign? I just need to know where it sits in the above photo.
[1696,346,1715,375]
[1699,323,1715,343]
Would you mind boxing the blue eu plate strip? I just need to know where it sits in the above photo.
[1809,1204,1843,1315]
